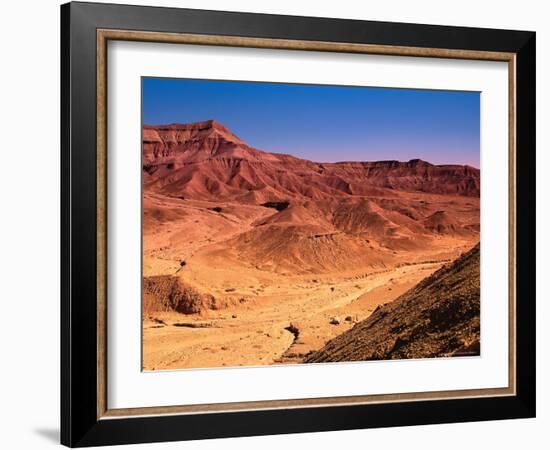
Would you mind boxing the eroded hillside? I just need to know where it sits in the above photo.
[306,243,480,362]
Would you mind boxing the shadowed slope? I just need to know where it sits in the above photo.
[305,243,480,362]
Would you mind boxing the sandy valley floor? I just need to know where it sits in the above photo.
[141,121,480,370]
[142,195,476,371]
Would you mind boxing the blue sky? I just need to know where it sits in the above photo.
[143,77,480,167]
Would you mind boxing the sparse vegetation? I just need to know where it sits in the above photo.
[306,243,480,362]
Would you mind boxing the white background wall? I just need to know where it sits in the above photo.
[0,1,546,448]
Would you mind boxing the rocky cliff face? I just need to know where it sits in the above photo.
[143,275,235,314]
[143,120,248,164]
[143,120,480,200]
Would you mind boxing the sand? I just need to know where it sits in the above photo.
[142,194,477,370]
[141,120,480,370]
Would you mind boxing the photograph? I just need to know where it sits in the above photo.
[53,1,537,446]
[141,78,481,371]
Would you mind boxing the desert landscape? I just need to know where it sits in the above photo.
[141,119,480,370]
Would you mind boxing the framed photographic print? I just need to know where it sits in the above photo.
[61,1,536,447]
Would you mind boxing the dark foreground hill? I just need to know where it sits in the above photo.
[305,243,480,362]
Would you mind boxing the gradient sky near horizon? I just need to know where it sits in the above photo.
[143,77,480,167]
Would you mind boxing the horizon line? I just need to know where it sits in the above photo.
[143,120,480,170]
